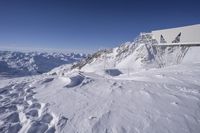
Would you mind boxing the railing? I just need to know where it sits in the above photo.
[153,42,200,47]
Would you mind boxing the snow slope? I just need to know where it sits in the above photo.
[72,33,191,74]
[0,62,200,133]
[0,51,86,77]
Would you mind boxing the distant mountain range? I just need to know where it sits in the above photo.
[0,51,86,77]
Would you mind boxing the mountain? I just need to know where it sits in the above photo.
[71,33,193,75]
[0,51,86,77]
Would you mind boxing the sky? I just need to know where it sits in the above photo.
[0,0,199,53]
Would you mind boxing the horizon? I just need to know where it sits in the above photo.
[0,0,200,53]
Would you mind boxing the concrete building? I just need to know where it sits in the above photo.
[151,24,200,43]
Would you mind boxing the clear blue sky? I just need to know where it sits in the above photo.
[0,0,199,53]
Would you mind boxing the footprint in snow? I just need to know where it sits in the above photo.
[0,83,58,133]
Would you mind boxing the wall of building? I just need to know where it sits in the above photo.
[151,24,200,43]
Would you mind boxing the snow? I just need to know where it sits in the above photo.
[1,25,200,133]
[182,47,200,63]
[76,33,192,74]
[1,61,200,133]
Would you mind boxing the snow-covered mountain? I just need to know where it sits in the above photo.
[0,51,86,77]
[71,33,192,75]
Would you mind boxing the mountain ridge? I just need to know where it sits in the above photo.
[0,50,86,77]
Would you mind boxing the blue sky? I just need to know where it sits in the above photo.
[0,0,199,53]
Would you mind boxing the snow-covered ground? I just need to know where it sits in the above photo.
[0,60,200,133]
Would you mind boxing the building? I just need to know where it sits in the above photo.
[151,24,200,44]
